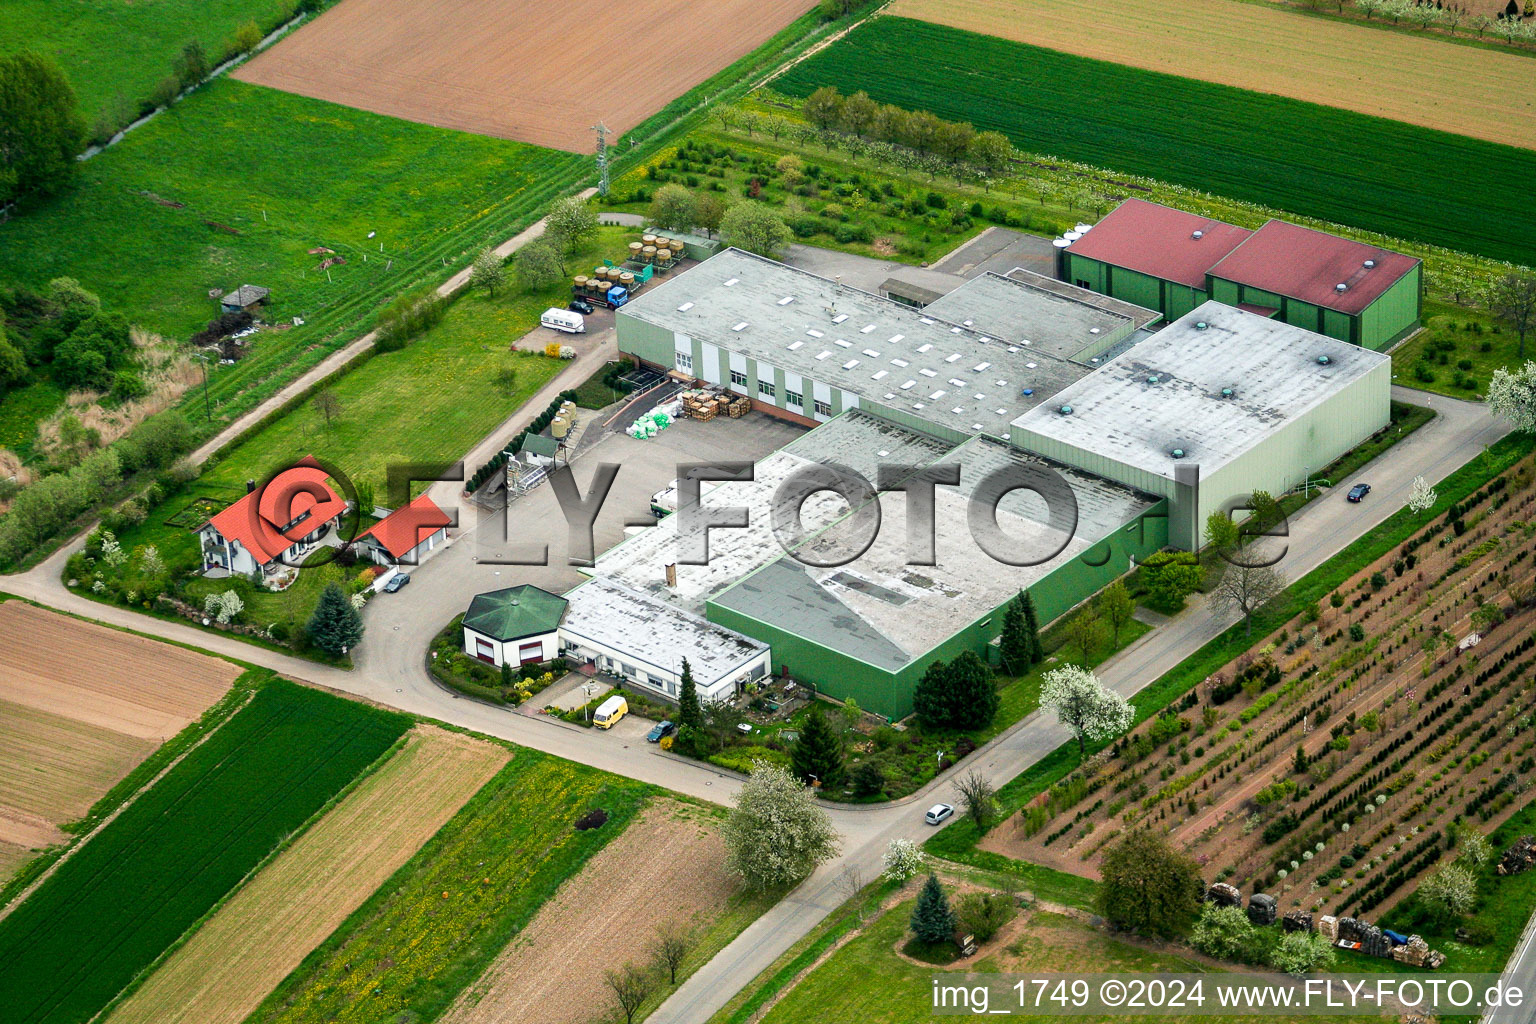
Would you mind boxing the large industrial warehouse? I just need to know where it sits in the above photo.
[1059,198,1422,350]
[580,243,1395,717]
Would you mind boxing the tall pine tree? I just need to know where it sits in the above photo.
[790,705,844,786]
[910,873,956,943]
[1020,588,1043,664]
[913,652,999,731]
[998,591,1031,675]
[307,582,363,656]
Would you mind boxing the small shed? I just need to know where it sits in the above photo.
[355,492,452,567]
[220,285,270,313]
[462,584,567,667]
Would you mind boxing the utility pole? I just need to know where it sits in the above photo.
[592,121,610,197]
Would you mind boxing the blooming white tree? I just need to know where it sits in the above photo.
[99,530,126,567]
[1419,863,1478,918]
[1406,475,1437,514]
[1456,826,1493,869]
[1269,930,1337,976]
[881,837,926,883]
[139,544,165,577]
[1039,665,1132,759]
[203,589,244,624]
[721,762,839,891]
[1487,361,1536,433]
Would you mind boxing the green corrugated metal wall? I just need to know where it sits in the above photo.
[705,500,1168,720]
[1359,264,1422,350]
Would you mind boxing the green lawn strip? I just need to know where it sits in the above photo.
[247,751,651,1024]
[926,431,1534,865]
[710,898,869,1024]
[775,16,1536,266]
[0,678,410,1024]
[0,0,298,124]
[0,380,65,457]
[1391,300,1531,399]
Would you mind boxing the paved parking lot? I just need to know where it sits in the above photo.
[357,410,807,701]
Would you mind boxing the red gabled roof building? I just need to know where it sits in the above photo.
[1059,199,1421,350]
[355,492,452,566]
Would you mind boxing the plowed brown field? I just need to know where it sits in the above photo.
[0,602,238,877]
[892,0,1536,151]
[444,800,738,1024]
[234,0,818,152]
[104,726,510,1024]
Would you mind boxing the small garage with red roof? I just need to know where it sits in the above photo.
[355,493,452,567]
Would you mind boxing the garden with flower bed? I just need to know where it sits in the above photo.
[981,455,1536,954]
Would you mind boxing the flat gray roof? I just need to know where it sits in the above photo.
[709,435,1159,673]
[1009,301,1391,481]
[561,575,767,686]
[922,271,1154,362]
[588,410,957,615]
[621,249,1105,437]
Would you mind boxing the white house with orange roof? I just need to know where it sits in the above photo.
[197,457,349,577]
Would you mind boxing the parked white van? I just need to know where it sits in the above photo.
[540,308,585,334]
[593,695,628,729]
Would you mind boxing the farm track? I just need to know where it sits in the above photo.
[892,0,1536,152]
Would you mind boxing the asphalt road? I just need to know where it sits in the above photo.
[1,386,1511,1023]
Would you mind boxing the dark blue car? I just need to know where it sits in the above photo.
[1347,483,1371,503]
[647,720,676,743]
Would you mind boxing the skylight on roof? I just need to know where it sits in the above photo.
[995,379,1007,387]
[951,327,963,334]
[888,334,905,344]
[732,321,748,331]
[861,324,877,334]
[832,314,849,324]
[806,328,823,338]
[677,301,694,312]
[815,351,831,360]
[972,423,984,431]
[778,296,795,305]
[917,343,933,353]
[724,278,739,286]
[962,319,974,327]
[843,359,859,369]
[945,353,962,363]
[995,408,1007,416]
[788,340,804,350]
[891,358,909,368]
[920,317,935,325]
[900,380,916,390]
[913,403,925,409]
[1026,362,1038,369]
[948,378,966,387]
[973,362,991,372]
[872,369,888,380]
[1006,346,1019,354]
[919,368,937,378]
[835,339,852,348]
[883,393,896,399]
[951,406,964,414]
[929,390,946,400]
[862,349,879,357]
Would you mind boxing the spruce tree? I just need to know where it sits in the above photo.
[999,591,1031,675]
[946,651,999,731]
[1020,589,1043,665]
[306,582,363,656]
[911,658,952,730]
[677,656,701,729]
[790,705,844,786]
[910,873,956,944]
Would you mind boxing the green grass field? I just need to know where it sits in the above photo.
[249,750,649,1024]
[776,17,1536,267]
[752,900,1355,1024]
[0,0,295,123]
[0,679,408,1024]
[1391,299,1530,398]
[0,78,585,440]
